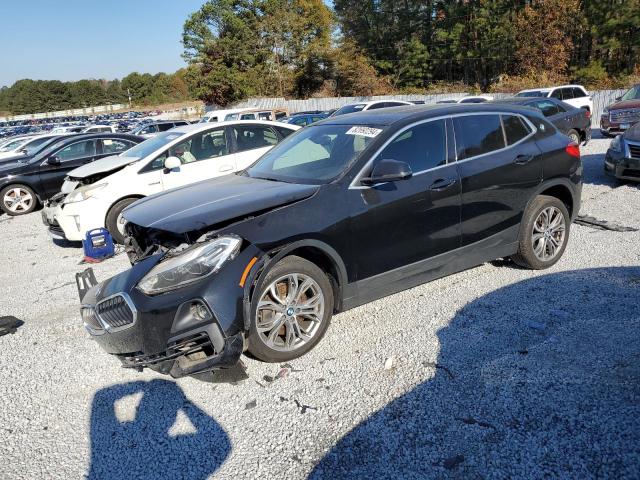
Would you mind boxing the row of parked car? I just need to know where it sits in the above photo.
[2,83,637,379]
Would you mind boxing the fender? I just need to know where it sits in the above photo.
[241,239,349,330]
[518,177,580,241]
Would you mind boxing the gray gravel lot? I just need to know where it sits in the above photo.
[0,135,639,479]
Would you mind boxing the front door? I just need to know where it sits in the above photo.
[38,139,98,198]
[454,113,542,246]
[348,118,461,280]
[161,127,236,191]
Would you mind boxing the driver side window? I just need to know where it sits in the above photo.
[374,120,447,173]
[56,140,96,161]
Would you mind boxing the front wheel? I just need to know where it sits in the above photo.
[247,256,334,363]
[0,184,38,216]
[105,197,140,244]
[511,195,570,270]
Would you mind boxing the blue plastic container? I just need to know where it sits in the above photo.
[82,228,115,260]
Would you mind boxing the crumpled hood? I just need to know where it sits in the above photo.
[123,174,320,234]
[67,155,140,179]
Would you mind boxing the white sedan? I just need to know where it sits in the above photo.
[43,120,299,243]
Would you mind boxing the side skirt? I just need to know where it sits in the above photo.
[341,226,519,311]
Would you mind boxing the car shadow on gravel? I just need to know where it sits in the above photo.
[87,379,231,480]
[310,267,640,479]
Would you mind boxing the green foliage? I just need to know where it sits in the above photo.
[0,71,193,115]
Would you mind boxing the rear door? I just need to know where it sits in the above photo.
[160,127,234,191]
[454,113,542,246]
[230,124,280,170]
[38,139,98,197]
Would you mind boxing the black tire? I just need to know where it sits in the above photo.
[105,197,139,244]
[0,184,38,216]
[512,195,570,270]
[247,255,334,363]
[567,129,580,144]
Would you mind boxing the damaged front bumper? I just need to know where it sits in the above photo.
[77,243,263,380]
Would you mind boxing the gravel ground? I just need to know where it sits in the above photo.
[0,135,639,479]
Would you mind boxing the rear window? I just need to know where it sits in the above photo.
[332,104,366,116]
[453,114,505,159]
[516,91,544,98]
[502,115,532,145]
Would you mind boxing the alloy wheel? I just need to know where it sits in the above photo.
[569,132,580,144]
[531,206,566,261]
[256,273,325,352]
[3,187,34,213]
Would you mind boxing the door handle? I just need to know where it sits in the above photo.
[219,165,234,172]
[514,154,534,165]
[428,178,456,191]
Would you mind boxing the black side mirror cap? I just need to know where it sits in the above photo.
[48,156,61,165]
[615,96,622,102]
[361,159,413,185]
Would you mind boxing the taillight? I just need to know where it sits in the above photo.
[566,142,580,158]
[584,109,591,119]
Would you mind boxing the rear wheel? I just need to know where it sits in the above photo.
[0,185,38,216]
[247,256,334,362]
[512,195,570,270]
[105,198,140,244]
[567,129,580,144]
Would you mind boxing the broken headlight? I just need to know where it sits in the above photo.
[137,236,241,295]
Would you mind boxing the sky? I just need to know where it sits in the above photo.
[0,0,207,87]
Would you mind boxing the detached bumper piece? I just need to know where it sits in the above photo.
[116,331,246,380]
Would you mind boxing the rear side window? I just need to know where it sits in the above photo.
[102,139,134,155]
[367,103,387,110]
[572,87,586,98]
[291,116,308,126]
[561,88,575,100]
[533,100,560,117]
[232,125,278,152]
[377,120,447,172]
[453,114,505,159]
[275,126,295,138]
[502,115,532,145]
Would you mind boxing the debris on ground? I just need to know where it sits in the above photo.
[0,316,23,336]
[574,215,638,232]
[422,361,455,379]
[456,416,496,429]
[384,356,396,370]
[245,399,257,410]
[294,399,317,414]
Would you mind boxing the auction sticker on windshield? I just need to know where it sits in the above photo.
[346,126,383,138]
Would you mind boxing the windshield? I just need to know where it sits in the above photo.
[332,104,367,117]
[516,91,545,97]
[0,138,29,152]
[22,136,56,155]
[245,124,380,184]
[122,132,182,159]
[621,85,640,101]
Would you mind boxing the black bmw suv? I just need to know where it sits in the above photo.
[78,104,582,379]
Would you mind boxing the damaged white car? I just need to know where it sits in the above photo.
[42,121,299,243]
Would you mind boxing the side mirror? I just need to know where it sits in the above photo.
[164,156,182,171]
[48,155,61,165]
[615,96,622,102]
[361,159,413,185]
